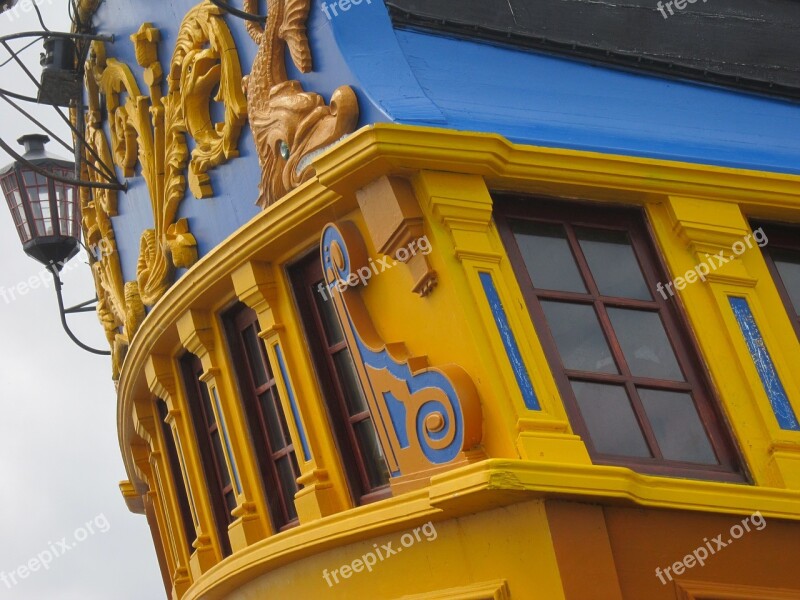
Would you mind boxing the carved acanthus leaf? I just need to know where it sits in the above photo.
[80,2,247,377]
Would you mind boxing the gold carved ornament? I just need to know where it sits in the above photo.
[80,2,247,378]
[243,0,359,208]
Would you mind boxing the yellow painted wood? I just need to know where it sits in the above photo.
[114,123,800,597]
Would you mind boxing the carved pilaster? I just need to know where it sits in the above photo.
[231,261,346,520]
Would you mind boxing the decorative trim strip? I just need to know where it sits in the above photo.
[479,272,540,410]
[211,386,243,494]
[729,297,800,431]
[275,344,312,461]
[173,434,200,527]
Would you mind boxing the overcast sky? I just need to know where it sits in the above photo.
[0,2,165,598]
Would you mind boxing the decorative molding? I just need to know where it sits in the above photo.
[81,2,247,376]
[676,580,800,600]
[243,0,359,208]
[397,580,510,600]
[321,221,484,487]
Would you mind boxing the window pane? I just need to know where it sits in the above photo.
[211,430,232,489]
[199,383,217,427]
[638,388,717,464]
[333,350,370,414]
[572,381,651,457]
[224,489,237,514]
[312,278,345,345]
[353,419,390,488]
[276,455,299,520]
[606,308,684,381]
[259,389,287,449]
[512,221,587,293]
[243,325,269,387]
[541,301,618,373]
[772,249,800,317]
[575,227,652,300]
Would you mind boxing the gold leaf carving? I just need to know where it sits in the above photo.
[243,0,359,208]
[80,2,247,377]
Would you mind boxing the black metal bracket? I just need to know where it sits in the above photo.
[47,264,111,356]
[208,0,267,23]
[0,29,126,191]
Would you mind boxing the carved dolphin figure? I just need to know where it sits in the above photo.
[243,0,358,208]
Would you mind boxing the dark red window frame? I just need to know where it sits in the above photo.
[754,221,800,341]
[495,196,744,482]
[289,251,390,505]
[224,303,301,532]
[156,399,197,555]
[179,353,233,557]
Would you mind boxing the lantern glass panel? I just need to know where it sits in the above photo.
[52,168,77,238]
[0,171,32,242]
[22,169,56,236]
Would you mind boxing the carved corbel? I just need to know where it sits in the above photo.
[321,221,484,493]
[356,175,438,296]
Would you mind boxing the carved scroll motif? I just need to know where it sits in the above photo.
[243,0,359,208]
[320,222,484,485]
[81,2,247,377]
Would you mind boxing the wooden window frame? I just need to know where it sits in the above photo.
[223,303,301,532]
[179,353,233,557]
[495,196,744,482]
[753,221,800,342]
[289,251,391,505]
[155,399,197,555]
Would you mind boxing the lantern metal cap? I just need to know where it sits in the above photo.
[0,134,72,177]
[17,133,50,155]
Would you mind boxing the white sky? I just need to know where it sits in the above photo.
[0,2,165,598]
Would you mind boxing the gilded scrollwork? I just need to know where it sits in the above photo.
[80,2,247,377]
[243,0,359,208]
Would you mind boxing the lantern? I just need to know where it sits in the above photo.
[0,134,80,268]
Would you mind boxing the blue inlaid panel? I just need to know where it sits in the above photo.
[275,344,312,461]
[729,297,800,431]
[479,272,540,410]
